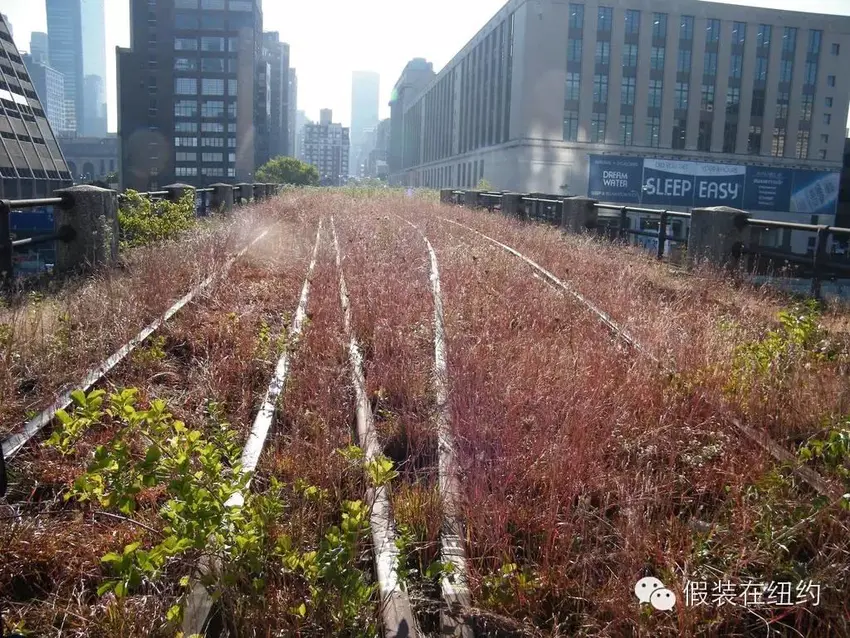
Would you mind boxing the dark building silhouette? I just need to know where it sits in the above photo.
[118,0,264,191]
[257,32,290,168]
[0,14,71,199]
[388,58,434,183]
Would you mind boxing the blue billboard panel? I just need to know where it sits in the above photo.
[10,206,54,233]
[588,155,840,215]
[742,167,794,212]
[587,155,643,203]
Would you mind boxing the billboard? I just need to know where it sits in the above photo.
[588,155,840,215]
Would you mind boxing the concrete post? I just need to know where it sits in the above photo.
[440,189,453,204]
[560,196,599,233]
[501,193,524,219]
[252,183,267,201]
[53,185,118,273]
[462,190,481,208]
[209,183,234,214]
[236,183,254,205]
[164,183,195,204]
[687,206,751,269]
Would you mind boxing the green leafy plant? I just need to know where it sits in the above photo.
[481,562,541,613]
[364,455,398,487]
[118,190,197,249]
[799,420,850,508]
[255,156,319,186]
[476,178,494,191]
[45,389,107,455]
[132,335,167,366]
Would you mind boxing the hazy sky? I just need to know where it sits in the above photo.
[3,0,850,133]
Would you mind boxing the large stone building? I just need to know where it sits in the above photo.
[302,109,350,185]
[390,0,850,226]
[58,134,118,183]
[0,13,72,199]
[118,0,265,190]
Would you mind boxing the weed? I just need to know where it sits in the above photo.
[118,190,197,249]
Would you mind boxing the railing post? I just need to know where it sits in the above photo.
[0,200,12,289]
[236,183,254,204]
[440,188,453,204]
[462,190,481,208]
[656,210,669,260]
[252,182,267,201]
[164,183,196,206]
[209,183,234,214]
[811,225,830,299]
[618,207,629,242]
[53,185,119,273]
[687,206,751,270]
[560,196,599,233]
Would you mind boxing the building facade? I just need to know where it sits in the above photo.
[367,117,391,179]
[294,109,309,160]
[288,68,298,156]
[0,13,72,198]
[302,109,350,185]
[388,58,435,179]
[58,134,118,183]
[118,0,264,191]
[256,32,289,167]
[390,0,850,224]
[29,32,49,64]
[351,71,380,177]
[22,53,66,134]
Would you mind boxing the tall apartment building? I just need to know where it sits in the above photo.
[294,109,309,160]
[388,58,434,180]
[22,53,66,134]
[302,109,350,185]
[390,0,850,224]
[351,71,380,177]
[256,32,289,167]
[118,0,264,191]
[46,0,107,136]
[0,13,72,198]
[288,68,298,156]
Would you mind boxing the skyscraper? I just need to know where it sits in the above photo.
[350,71,380,177]
[118,0,264,190]
[23,53,66,134]
[287,68,297,157]
[45,0,107,136]
[0,13,72,198]
[30,32,49,64]
[259,32,290,164]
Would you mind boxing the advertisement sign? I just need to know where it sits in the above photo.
[10,206,54,233]
[587,155,839,215]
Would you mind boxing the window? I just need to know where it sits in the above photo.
[175,57,198,70]
[646,116,661,147]
[563,110,579,141]
[174,100,198,117]
[703,52,717,76]
[619,114,634,145]
[202,79,225,95]
[228,79,238,95]
[825,97,833,107]
[732,22,746,45]
[568,38,582,63]
[228,153,236,163]
[565,72,580,100]
[229,0,252,10]
[228,37,239,51]
[175,121,197,133]
[201,100,224,117]
[723,123,738,153]
[174,136,198,147]
[201,123,224,132]
[201,13,226,29]
[672,119,687,149]
[706,19,720,43]
[622,44,638,67]
[593,74,608,103]
[824,113,832,125]
[783,27,797,53]
[701,84,715,111]
[678,49,691,73]
[831,43,840,55]
[748,125,762,154]
[174,37,197,50]
[651,47,665,70]
[680,16,694,40]
[675,82,689,110]
[175,167,198,177]
[202,137,225,147]
[227,103,236,118]
[796,130,810,158]
[621,77,636,105]
[569,3,584,29]
[757,24,771,48]
[755,56,768,81]
[595,41,610,65]
[827,75,836,87]
[201,58,225,72]
[653,13,667,38]
[648,80,663,108]
[597,7,612,32]
[820,133,829,144]
[175,152,196,162]
[818,149,827,160]
[201,0,225,7]
[772,128,786,156]
[776,92,789,119]
[808,30,822,55]
[730,54,743,79]
[625,9,640,35]
[801,94,813,121]
[780,59,793,83]
[201,37,225,52]
[175,0,199,7]
[175,78,197,94]
[174,13,198,29]
[202,152,223,162]
[698,120,712,151]
[751,90,765,117]
[591,113,606,142]
[805,62,817,84]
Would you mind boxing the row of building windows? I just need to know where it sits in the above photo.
[406,159,486,189]
[174,166,238,177]
[175,57,238,73]
[175,78,238,96]
[174,99,237,118]
[174,36,239,52]
[175,121,237,133]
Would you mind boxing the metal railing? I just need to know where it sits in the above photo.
[595,203,691,261]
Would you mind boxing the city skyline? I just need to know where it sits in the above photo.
[3,0,850,135]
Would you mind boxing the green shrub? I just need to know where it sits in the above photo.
[118,190,197,249]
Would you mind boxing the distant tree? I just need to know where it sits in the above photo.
[255,156,319,186]
[477,178,494,191]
